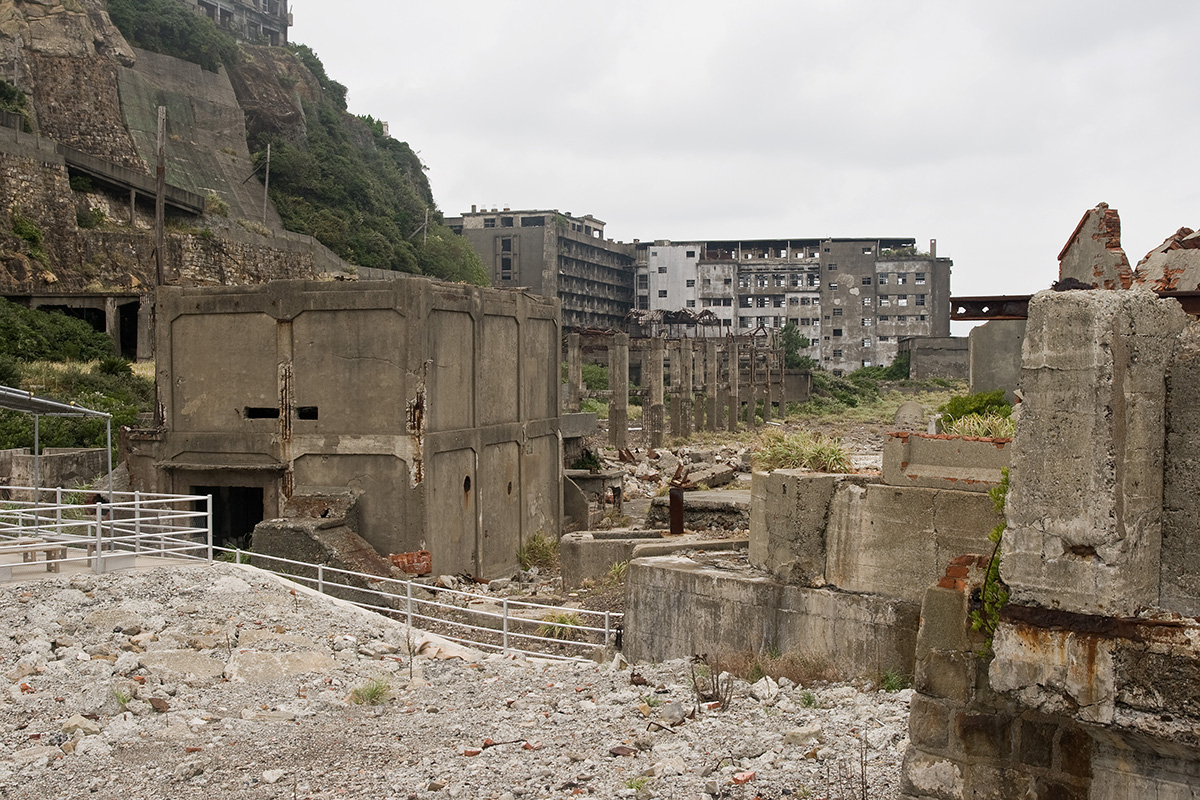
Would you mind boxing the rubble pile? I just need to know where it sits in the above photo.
[0,563,910,799]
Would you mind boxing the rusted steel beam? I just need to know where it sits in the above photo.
[952,291,1200,321]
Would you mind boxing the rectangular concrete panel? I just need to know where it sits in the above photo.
[427,310,475,433]
[292,453,411,557]
[1162,323,1200,615]
[522,435,560,543]
[481,441,521,578]
[523,318,556,421]
[171,312,277,430]
[429,447,477,577]
[291,308,407,434]
[480,315,519,426]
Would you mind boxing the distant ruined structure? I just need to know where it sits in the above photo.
[176,0,292,46]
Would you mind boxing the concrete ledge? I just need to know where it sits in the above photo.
[630,537,748,559]
[646,489,750,530]
[624,555,919,678]
[93,553,138,574]
[883,432,1012,492]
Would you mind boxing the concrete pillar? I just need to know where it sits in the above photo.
[136,293,154,362]
[648,337,665,448]
[762,349,773,423]
[680,340,693,440]
[727,340,739,432]
[1002,290,1188,616]
[608,334,629,449]
[104,297,119,355]
[693,345,706,432]
[668,341,682,438]
[565,333,582,412]
[1162,322,1200,615]
[705,341,719,432]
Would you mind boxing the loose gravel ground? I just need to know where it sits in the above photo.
[0,562,910,799]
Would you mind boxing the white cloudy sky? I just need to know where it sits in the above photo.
[291,1,1198,309]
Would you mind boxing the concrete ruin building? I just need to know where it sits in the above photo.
[635,237,953,374]
[176,0,292,46]
[124,277,563,579]
[445,208,637,330]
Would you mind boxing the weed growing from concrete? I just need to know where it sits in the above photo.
[111,687,131,710]
[349,677,390,705]
[624,776,651,791]
[753,429,851,473]
[799,690,817,708]
[720,649,838,687]
[517,532,559,572]
[604,561,629,586]
[970,468,1011,653]
[537,611,583,641]
[943,412,1015,439]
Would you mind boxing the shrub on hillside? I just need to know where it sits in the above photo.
[0,299,113,362]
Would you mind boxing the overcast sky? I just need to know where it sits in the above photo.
[291,1,1198,313]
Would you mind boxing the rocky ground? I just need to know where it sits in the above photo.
[0,562,912,800]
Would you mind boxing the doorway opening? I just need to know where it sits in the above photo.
[192,485,264,549]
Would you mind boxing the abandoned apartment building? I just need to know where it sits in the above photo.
[447,207,954,374]
[176,0,291,46]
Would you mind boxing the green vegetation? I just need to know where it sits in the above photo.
[753,429,851,473]
[106,0,239,72]
[780,322,816,369]
[880,669,912,693]
[604,560,629,586]
[799,690,817,708]
[205,192,230,218]
[76,207,105,230]
[938,389,1011,426]
[581,363,608,392]
[569,448,603,472]
[0,299,113,362]
[11,210,46,263]
[517,531,559,572]
[624,777,651,791]
[944,411,1016,439]
[349,677,390,705]
[249,45,486,285]
[537,611,583,641]
[721,649,837,687]
[0,81,32,132]
[970,468,1011,653]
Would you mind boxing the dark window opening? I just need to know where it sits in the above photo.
[193,485,263,550]
[118,302,139,359]
[521,217,545,227]
[501,238,512,252]
[245,407,280,419]
[500,217,514,227]
[297,406,319,420]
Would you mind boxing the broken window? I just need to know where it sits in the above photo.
[862,338,871,347]
[244,407,279,419]
[916,294,926,306]
[297,407,318,421]
[878,275,888,285]
[722,298,732,307]
[833,328,843,337]
[724,278,733,286]
[879,296,890,306]
[521,216,545,227]
[789,297,799,305]
[828,282,838,290]
[897,274,907,285]
[686,300,696,308]
[916,273,926,285]
[501,238,512,252]
[862,247,873,255]
[774,297,784,308]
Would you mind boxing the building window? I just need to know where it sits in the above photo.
[651,251,658,257]
[686,300,696,308]
[898,315,907,322]
[637,275,649,290]
[521,216,545,227]
[879,295,890,306]
[862,360,872,367]
[658,290,668,298]
[832,308,843,317]
[879,335,890,342]
[637,296,648,310]
[862,247,873,255]
[724,278,733,286]
[801,298,811,306]
[862,276,872,286]
[703,278,711,287]
[774,298,784,308]
[789,297,799,305]
[862,317,873,327]
[686,279,695,288]
[808,274,819,287]
[916,273,926,285]
[501,217,514,227]
[774,275,785,287]
[898,297,908,307]
[500,255,512,280]
[483,218,496,228]
[862,338,871,347]
[916,294,926,306]
[828,282,838,290]
[833,328,843,337]
[686,250,696,258]
[827,263,838,271]
[833,349,843,358]
[862,297,872,307]
[897,274,907,285]
[879,315,889,322]
[722,298,732,306]
[919,314,927,321]
[740,317,752,328]
[878,275,888,285]
[723,320,732,327]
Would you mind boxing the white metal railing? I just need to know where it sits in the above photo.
[0,486,213,571]
[0,486,618,662]
[201,546,619,663]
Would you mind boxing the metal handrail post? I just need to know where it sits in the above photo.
[55,487,61,532]
[604,611,611,649]
[206,495,213,562]
[317,565,324,594]
[133,491,142,554]
[92,504,103,574]
[503,598,510,653]
[406,580,413,630]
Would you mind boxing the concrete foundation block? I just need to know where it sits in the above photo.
[1003,290,1189,616]
[883,433,1011,492]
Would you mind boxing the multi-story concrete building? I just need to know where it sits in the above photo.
[446,208,636,330]
[177,0,291,46]
[634,237,951,374]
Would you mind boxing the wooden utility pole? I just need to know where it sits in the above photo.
[154,106,166,287]
[262,142,271,224]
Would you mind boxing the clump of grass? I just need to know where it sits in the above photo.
[537,611,583,641]
[604,561,629,586]
[350,677,390,705]
[111,687,132,710]
[517,532,559,571]
[720,649,837,686]
[943,412,1015,439]
[880,669,912,693]
[752,429,851,473]
[625,776,651,790]
[799,690,817,708]
[594,510,631,530]
[204,191,229,217]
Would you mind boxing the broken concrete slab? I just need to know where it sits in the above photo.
[224,650,335,683]
[646,489,749,531]
[138,650,226,682]
[882,432,1011,492]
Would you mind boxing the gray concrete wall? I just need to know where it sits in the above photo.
[1162,323,1200,615]
[10,448,107,489]
[903,336,968,380]
[1002,290,1187,616]
[882,432,1010,492]
[140,278,561,579]
[968,319,1026,400]
[624,556,918,677]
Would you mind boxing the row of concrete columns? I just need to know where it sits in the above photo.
[564,333,796,448]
